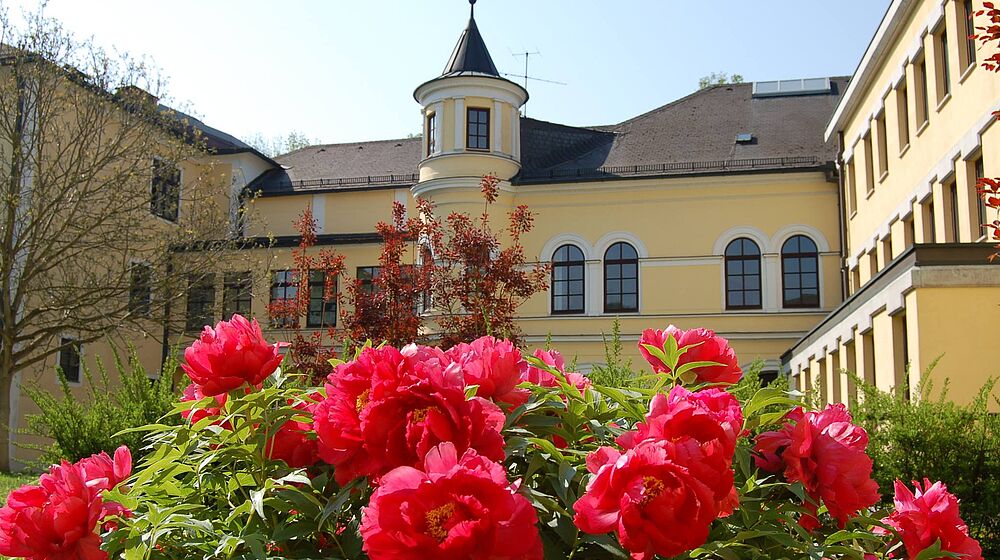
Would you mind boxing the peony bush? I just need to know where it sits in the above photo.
[0,315,984,559]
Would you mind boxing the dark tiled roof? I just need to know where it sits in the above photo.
[441,14,500,78]
[252,77,848,195]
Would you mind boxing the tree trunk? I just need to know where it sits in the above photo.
[0,357,14,472]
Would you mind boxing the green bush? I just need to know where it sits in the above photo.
[850,370,1000,557]
[588,318,638,387]
[20,344,180,466]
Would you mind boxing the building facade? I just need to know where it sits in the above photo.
[9,0,998,465]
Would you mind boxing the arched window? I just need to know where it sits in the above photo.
[782,235,820,308]
[552,244,585,314]
[725,238,762,310]
[604,242,638,313]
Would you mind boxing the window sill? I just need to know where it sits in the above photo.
[935,93,952,113]
[850,210,858,220]
[865,188,876,200]
[915,120,930,137]
[878,170,889,184]
[899,143,910,158]
[959,63,975,84]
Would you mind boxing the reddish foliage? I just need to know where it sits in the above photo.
[267,207,346,382]
[424,174,549,348]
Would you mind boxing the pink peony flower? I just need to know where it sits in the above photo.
[879,479,983,560]
[266,395,322,469]
[181,314,284,396]
[574,438,723,560]
[616,386,743,514]
[445,336,529,405]
[525,349,591,392]
[179,383,229,426]
[638,326,742,384]
[754,404,880,529]
[314,345,506,485]
[0,447,131,560]
[360,442,542,560]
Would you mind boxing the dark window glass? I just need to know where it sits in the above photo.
[426,113,437,155]
[307,270,337,328]
[940,31,951,96]
[725,238,762,310]
[186,274,216,331]
[965,0,977,68]
[59,338,81,384]
[150,159,180,222]
[975,158,986,233]
[270,270,298,328]
[781,236,820,308]
[357,266,382,295]
[466,108,490,150]
[129,263,152,316]
[604,242,638,313]
[552,244,585,314]
[949,182,960,241]
[223,272,252,319]
[918,59,929,124]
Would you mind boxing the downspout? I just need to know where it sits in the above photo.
[836,131,849,302]
[160,260,173,370]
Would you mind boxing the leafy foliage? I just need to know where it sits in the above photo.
[21,345,178,466]
[851,373,1000,557]
[588,318,637,387]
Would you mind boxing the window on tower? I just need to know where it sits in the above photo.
[426,112,437,156]
[466,108,490,150]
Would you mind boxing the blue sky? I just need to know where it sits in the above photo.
[8,1,890,146]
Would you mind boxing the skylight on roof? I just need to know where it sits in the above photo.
[735,133,754,144]
[752,77,831,98]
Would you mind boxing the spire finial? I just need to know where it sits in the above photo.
[470,0,476,18]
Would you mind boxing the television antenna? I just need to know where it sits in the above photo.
[504,50,566,116]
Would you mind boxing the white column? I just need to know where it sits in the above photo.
[587,261,602,316]
[492,100,503,154]
[454,98,465,152]
[433,101,444,155]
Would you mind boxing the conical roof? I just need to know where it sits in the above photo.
[441,7,499,77]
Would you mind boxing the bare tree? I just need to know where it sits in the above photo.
[0,10,246,469]
[698,72,745,89]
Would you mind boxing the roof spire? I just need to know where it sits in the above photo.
[441,0,499,77]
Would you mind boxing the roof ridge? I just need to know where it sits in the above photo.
[280,136,421,157]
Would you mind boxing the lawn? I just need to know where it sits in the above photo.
[0,471,38,505]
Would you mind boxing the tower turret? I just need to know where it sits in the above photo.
[413,0,528,200]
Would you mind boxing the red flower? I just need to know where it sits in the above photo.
[754,404,880,529]
[445,336,529,405]
[574,438,722,559]
[879,479,983,560]
[0,447,131,560]
[360,442,542,560]
[616,386,743,515]
[181,314,284,396]
[179,383,229,426]
[525,349,591,392]
[638,326,742,384]
[314,345,506,485]
[266,395,321,469]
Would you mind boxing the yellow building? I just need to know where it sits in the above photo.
[235,7,849,382]
[785,0,999,404]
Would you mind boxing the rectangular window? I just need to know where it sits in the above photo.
[186,274,216,331]
[150,158,180,222]
[915,58,930,126]
[270,270,298,328]
[963,0,977,70]
[863,131,875,193]
[128,263,152,316]
[58,338,82,384]
[896,83,910,150]
[935,29,951,101]
[223,272,252,319]
[876,113,889,177]
[948,180,960,242]
[426,112,437,156]
[868,248,879,277]
[845,158,857,214]
[307,270,337,328]
[357,266,382,294]
[974,157,986,237]
[466,108,489,150]
[928,199,938,243]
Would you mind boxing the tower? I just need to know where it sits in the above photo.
[412,0,528,203]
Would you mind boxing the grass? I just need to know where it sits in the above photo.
[0,471,39,505]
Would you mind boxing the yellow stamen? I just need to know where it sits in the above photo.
[425,502,455,541]
[640,476,666,506]
[356,389,370,413]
